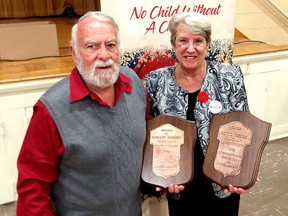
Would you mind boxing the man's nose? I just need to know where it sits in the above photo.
[96,44,111,60]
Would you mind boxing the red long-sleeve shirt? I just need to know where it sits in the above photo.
[16,67,132,215]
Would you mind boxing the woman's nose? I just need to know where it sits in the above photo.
[186,42,196,52]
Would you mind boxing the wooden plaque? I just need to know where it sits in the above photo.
[141,114,197,188]
[203,111,272,189]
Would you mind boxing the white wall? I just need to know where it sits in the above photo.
[235,0,288,46]
[234,50,288,140]
[0,78,62,204]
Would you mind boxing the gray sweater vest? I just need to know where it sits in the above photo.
[40,66,146,216]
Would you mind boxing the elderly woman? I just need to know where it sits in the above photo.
[144,12,250,216]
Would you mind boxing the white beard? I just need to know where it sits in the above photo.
[77,57,119,89]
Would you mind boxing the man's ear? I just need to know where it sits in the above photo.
[69,46,77,63]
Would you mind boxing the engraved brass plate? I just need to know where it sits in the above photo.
[151,124,184,178]
[215,121,253,177]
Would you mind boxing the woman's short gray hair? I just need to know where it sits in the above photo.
[168,12,211,46]
[70,11,120,50]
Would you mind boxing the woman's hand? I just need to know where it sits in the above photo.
[224,177,260,194]
[155,184,185,194]
[166,184,185,193]
[224,185,250,194]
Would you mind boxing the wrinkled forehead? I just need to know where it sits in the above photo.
[78,18,116,34]
[77,18,118,42]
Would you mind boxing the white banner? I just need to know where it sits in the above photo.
[101,0,237,77]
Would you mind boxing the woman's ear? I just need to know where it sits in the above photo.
[207,39,211,47]
[171,41,176,50]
